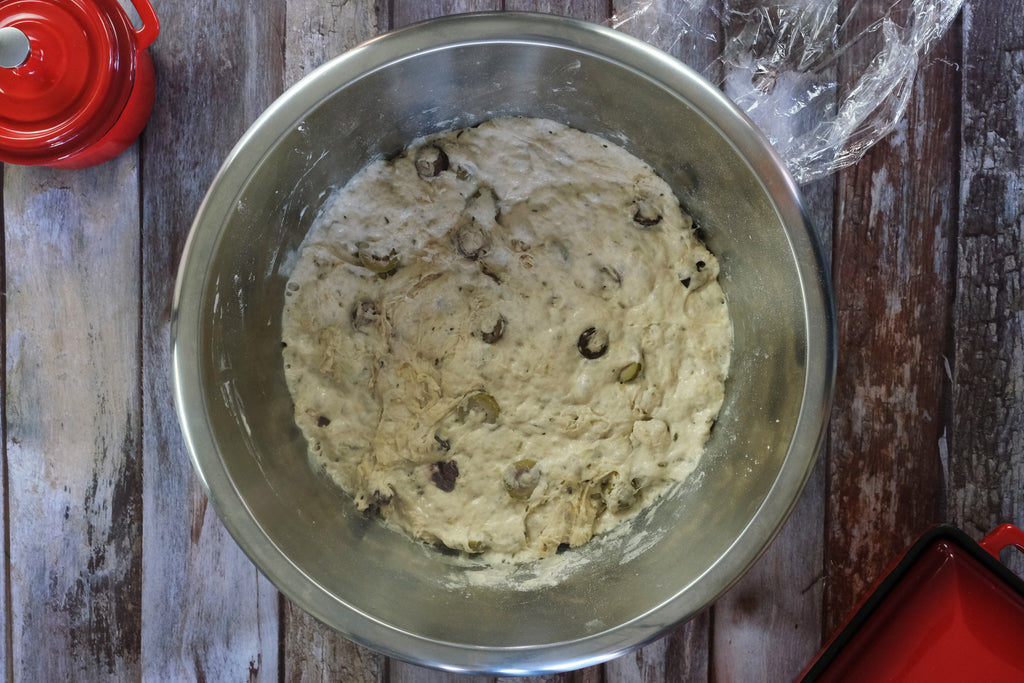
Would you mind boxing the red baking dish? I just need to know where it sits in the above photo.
[800,524,1024,681]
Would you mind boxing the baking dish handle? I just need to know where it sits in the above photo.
[979,524,1024,563]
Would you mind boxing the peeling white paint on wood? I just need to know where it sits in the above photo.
[4,157,142,681]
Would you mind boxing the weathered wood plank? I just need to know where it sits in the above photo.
[392,0,502,29]
[4,156,142,680]
[952,0,1024,575]
[824,0,959,633]
[607,3,723,680]
[708,161,836,677]
[384,5,615,681]
[710,185,831,675]
[1,185,8,683]
[709,0,837,671]
[138,0,285,678]
[388,662,497,683]
[712,463,826,682]
[281,606,386,683]
[504,0,607,23]
[285,0,387,87]
[612,0,723,82]
[499,666,604,683]
[280,1,391,679]
[605,611,710,682]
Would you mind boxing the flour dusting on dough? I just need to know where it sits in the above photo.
[281,118,731,563]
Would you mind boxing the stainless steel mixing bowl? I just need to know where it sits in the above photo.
[172,12,835,675]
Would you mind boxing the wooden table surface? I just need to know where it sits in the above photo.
[2,0,1022,680]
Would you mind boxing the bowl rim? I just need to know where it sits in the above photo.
[172,10,836,675]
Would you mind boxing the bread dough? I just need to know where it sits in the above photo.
[282,117,731,562]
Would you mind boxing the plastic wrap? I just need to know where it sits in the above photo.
[610,0,963,184]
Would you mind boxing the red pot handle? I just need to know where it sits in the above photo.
[129,0,160,50]
[979,523,1024,561]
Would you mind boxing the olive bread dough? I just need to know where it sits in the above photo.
[282,117,731,562]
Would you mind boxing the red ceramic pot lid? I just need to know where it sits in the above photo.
[0,0,137,164]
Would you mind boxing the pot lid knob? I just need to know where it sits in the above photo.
[0,26,30,68]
